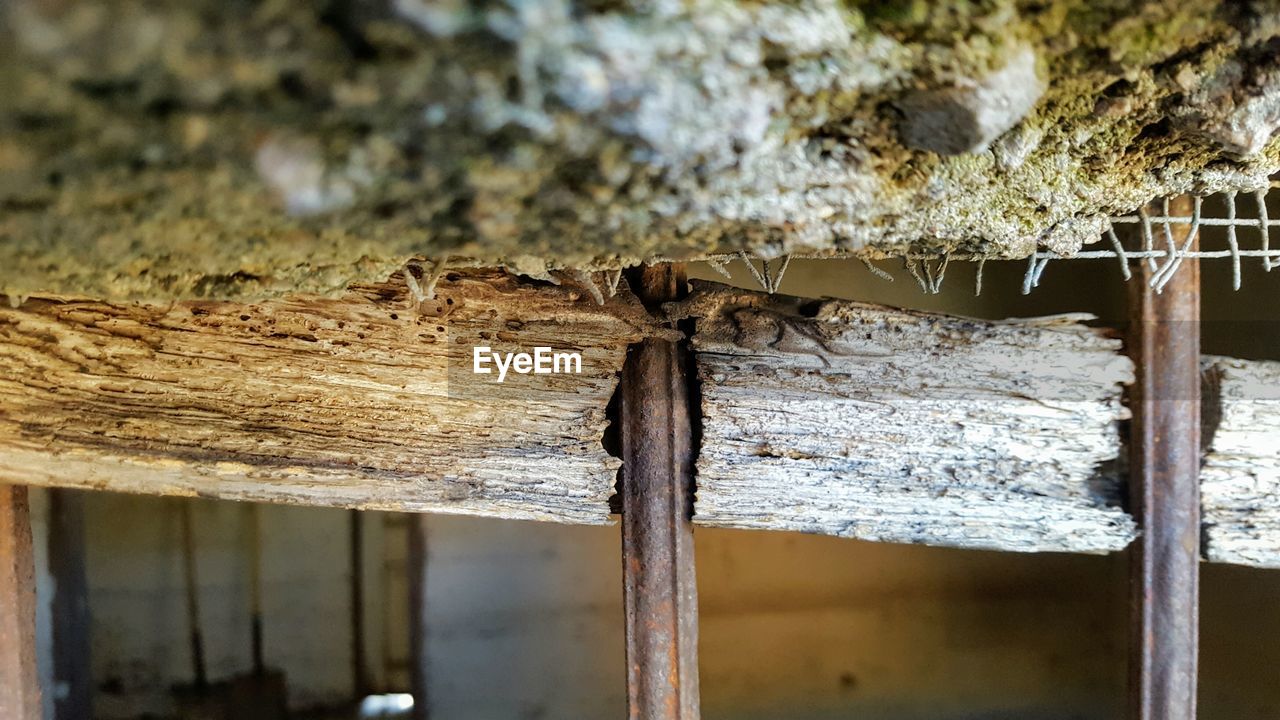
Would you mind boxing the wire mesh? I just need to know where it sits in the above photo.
[698,179,1280,297]
[394,181,1280,305]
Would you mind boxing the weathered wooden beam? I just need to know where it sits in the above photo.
[677,283,1138,555]
[1202,356,1280,568]
[1125,197,1200,720]
[9,269,1280,568]
[0,485,41,720]
[680,284,1280,568]
[0,270,657,524]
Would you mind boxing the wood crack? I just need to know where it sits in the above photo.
[2,274,1280,565]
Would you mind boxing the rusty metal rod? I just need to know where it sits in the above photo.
[49,489,92,720]
[0,485,40,720]
[409,514,429,720]
[350,510,369,697]
[179,500,208,691]
[1126,195,1200,720]
[248,504,265,677]
[620,263,701,720]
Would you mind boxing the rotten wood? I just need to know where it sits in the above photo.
[677,282,1137,554]
[0,269,657,524]
[1126,195,1200,720]
[1201,356,1280,568]
[620,264,700,720]
[7,266,1280,568]
[0,485,41,720]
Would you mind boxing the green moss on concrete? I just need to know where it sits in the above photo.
[0,0,1278,301]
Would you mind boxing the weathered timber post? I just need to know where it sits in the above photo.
[1126,195,1201,720]
[620,263,701,720]
[0,485,40,719]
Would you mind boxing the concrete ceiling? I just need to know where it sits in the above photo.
[2,0,1279,300]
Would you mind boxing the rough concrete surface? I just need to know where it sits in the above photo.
[2,0,1280,300]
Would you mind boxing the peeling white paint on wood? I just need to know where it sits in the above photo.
[1202,357,1280,568]
[678,283,1138,554]
[0,270,658,524]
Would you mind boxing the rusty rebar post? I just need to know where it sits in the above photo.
[49,489,92,720]
[620,263,701,720]
[179,501,208,691]
[1126,195,1200,720]
[409,514,429,720]
[350,510,369,698]
[0,485,40,720]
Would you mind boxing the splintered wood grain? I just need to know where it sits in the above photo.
[0,270,658,524]
[678,283,1137,554]
[1202,357,1280,568]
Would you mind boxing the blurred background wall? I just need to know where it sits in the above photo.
[27,209,1280,719]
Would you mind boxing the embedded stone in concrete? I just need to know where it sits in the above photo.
[897,45,1044,156]
[1179,39,1280,157]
